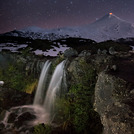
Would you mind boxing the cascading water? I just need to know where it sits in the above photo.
[43,60,66,115]
[0,60,67,133]
[33,60,51,105]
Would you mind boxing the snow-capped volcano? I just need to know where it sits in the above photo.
[81,13,134,41]
[2,13,134,42]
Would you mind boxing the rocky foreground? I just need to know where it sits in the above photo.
[0,47,134,134]
[67,49,134,134]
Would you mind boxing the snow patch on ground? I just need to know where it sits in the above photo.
[131,46,134,50]
[0,42,69,57]
[0,43,28,52]
[34,44,69,56]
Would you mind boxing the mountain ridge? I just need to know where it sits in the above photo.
[1,13,134,42]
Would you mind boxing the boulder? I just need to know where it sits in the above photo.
[67,57,84,84]
[78,50,91,57]
[97,49,108,55]
[63,48,78,58]
[97,49,102,55]
[109,47,116,55]
[94,72,134,134]
[111,65,117,71]
[102,49,107,54]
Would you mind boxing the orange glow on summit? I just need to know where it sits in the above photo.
[109,13,113,15]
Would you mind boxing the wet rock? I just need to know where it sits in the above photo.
[14,112,36,128]
[8,112,17,123]
[0,123,5,131]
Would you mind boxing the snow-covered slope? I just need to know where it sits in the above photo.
[2,13,134,42]
[80,13,134,41]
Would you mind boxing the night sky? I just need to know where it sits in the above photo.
[0,0,134,33]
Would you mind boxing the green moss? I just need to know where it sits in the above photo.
[68,59,103,134]
[21,47,32,57]
[25,80,38,94]
[0,61,36,92]
[34,124,52,134]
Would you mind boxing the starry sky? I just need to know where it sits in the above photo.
[0,0,134,33]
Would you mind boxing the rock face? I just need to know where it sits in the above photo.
[0,52,47,76]
[94,72,134,134]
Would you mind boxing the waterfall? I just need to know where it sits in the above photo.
[34,60,66,116]
[33,60,51,105]
[0,60,67,132]
[43,60,66,115]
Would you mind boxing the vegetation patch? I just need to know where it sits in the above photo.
[34,124,52,134]
[0,60,37,93]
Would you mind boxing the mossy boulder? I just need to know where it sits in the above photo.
[64,48,78,58]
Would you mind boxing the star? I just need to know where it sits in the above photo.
[0,0,134,33]
[70,1,73,5]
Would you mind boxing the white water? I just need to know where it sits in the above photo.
[33,60,51,105]
[43,60,66,115]
[0,81,4,86]
[1,105,50,131]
